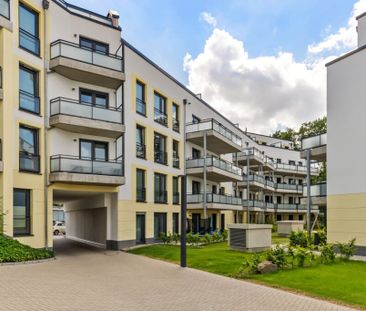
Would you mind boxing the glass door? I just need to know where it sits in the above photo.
[136,214,146,244]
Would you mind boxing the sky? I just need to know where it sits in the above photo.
[69,0,364,134]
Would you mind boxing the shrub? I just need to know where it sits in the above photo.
[0,212,4,235]
[317,230,327,246]
[320,244,336,263]
[172,233,180,244]
[212,230,221,242]
[289,230,311,248]
[186,232,194,244]
[294,247,311,267]
[337,238,356,261]
[236,253,262,277]
[160,232,171,244]
[202,233,212,244]
[267,245,288,268]
[221,229,228,241]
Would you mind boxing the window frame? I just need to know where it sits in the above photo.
[172,140,179,168]
[154,173,167,204]
[136,80,146,117]
[19,125,40,173]
[19,64,40,115]
[154,132,167,165]
[79,36,109,55]
[79,139,109,162]
[136,168,146,202]
[18,2,40,56]
[172,103,180,132]
[136,125,146,159]
[79,88,109,108]
[13,188,31,236]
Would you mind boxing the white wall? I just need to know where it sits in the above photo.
[358,15,366,47]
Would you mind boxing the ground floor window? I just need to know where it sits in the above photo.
[276,214,282,221]
[13,189,31,236]
[299,214,303,221]
[154,213,167,240]
[220,214,225,231]
[172,213,179,234]
[289,214,294,220]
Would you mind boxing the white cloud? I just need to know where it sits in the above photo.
[184,4,363,134]
[200,12,217,28]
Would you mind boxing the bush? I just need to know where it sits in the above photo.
[236,253,262,277]
[320,244,336,263]
[202,233,212,244]
[160,232,170,244]
[0,212,4,235]
[0,235,53,263]
[316,230,327,246]
[267,245,288,268]
[221,229,228,241]
[294,247,311,267]
[186,232,194,244]
[337,238,356,260]
[212,230,221,242]
[289,230,311,248]
[172,232,180,244]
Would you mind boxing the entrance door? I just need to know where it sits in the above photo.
[154,213,167,240]
[220,214,225,231]
[210,214,217,232]
[192,213,201,234]
[136,214,146,244]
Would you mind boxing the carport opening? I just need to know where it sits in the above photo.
[52,190,109,254]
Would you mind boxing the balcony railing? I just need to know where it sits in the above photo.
[186,119,242,147]
[187,193,242,205]
[173,192,180,205]
[50,155,123,176]
[19,152,40,173]
[173,118,180,132]
[154,150,167,165]
[50,97,122,123]
[242,200,306,210]
[154,190,167,204]
[19,28,40,56]
[50,39,123,72]
[276,183,303,192]
[275,162,318,174]
[302,133,327,150]
[136,98,146,116]
[136,188,146,202]
[186,156,242,176]
[173,153,180,168]
[303,183,327,197]
[136,143,146,159]
[0,0,10,19]
[19,90,40,115]
[154,108,168,126]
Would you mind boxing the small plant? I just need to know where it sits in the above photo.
[337,238,356,261]
[320,244,336,263]
[316,230,327,246]
[186,232,194,244]
[235,253,262,277]
[294,247,310,267]
[289,230,311,248]
[267,245,288,268]
[172,232,180,244]
[212,230,221,242]
[202,233,212,244]
[221,229,228,241]
[160,232,169,244]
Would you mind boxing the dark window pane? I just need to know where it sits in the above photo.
[95,94,107,107]
[80,91,93,105]
[13,189,30,236]
[19,127,36,154]
[19,4,39,54]
[80,141,92,160]
[94,143,107,161]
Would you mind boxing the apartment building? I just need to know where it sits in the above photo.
[326,11,366,254]
[0,0,318,250]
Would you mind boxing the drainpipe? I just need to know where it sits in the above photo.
[306,149,311,239]
[42,0,50,250]
[203,131,207,232]
[246,142,250,224]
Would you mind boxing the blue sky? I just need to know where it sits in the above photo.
[68,0,355,84]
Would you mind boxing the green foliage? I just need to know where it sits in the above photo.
[221,229,228,241]
[267,245,288,268]
[172,232,180,244]
[202,233,212,244]
[337,239,356,261]
[289,230,311,248]
[0,212,5,235]
[272,128,297,143]
[312,163,327,184]
[236,253,262,276]
[212,230,221,242]
[0,235,53,263]
[160,232,172,244]
[320,244,336,263]
[294,247,311,267]
[315,229,327,246]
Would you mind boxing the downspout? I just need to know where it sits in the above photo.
[43,0,50,249]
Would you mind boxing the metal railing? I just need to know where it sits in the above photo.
[50,39,123,72]
[50,97,122,123]
[136,98,146,116]
[136,188,146,202]
[50,155,123,176]
[154,190,168,204]
[173,153,180,168]
[275,162,319,174]
[19,90,40,114]
[302,133,327,150]
[173,118,180,132]
[276,183,303,192]
[242,200,306,210]
[187,193,242,205]
[186,118,242,147]
[19,28,40,55]
[0,0,10,19]
[136,143,146,159]
[303,183,327,197]
[242,175,302,192]
[173,192,180,205]
[186,156,242,176]
[154,150,167,165]
[19,152,40,173]
[154,108,168,126]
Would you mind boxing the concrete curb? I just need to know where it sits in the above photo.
[0,257,56,266]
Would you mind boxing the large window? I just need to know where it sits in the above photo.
[136,81,146,116]
[136,169,146,202]
[173,176,179,205]
[136,125,146,159]
[154,173,167,203]
[13,189,31,236]
[172,213,179,234]
[0,0,10,20]
[154,92,167,126]
[19,3,39,55]
[80,89,108,108]
[80,37,109,54]
[19,126,39,172]
[192,181,201,195]
[154,213,167,240]
[154,132,167,165]
[80,139,108,161]
[172,140,179,168]
[172,103,179,132]
[19,65,39,114]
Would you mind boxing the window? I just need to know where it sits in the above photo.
[80,89,109,108]
[276,196,282,204]
[154,213,167,240]
[154,132,167,165]
[136,169,146,202]
[276,215,282,221]
[13,189,31,236]
[289,160,296,166]
[154,173,167,203]
[299,214,303,221]
[80,37,109,54]
[192,181,200,195]
[192,148,201,159]
[276,158,281,164]
[172,103,179,132]
[212,185,217,194]
[172,140,179,168]
[173,177,179,204]
[19,65,39,114]
[288,197,294,204]
[192,115,201,124]
[136,126,146,159]
[154,92,167,126]
[298,179,303,185]
[19,3,40,55]
[289,214,294,221]
[276,177,282,184]
[298,161,303,166]
[80,139,108,161]
[136,81,146,116]
[219,187,225,195]
[0,0,10,19]
[19,126,39,172]
[172,213,179,234]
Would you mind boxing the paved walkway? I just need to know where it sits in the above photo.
[0,237,356,311]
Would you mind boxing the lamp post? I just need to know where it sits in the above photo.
[179,174,187,267]
[306,149,311,239]
[246,141,250,224]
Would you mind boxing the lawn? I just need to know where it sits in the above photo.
[129,242,366,309]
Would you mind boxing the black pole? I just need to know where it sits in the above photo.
[180,174,187,268]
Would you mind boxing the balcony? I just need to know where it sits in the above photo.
[302,183,327,207]
[186,119,242,154]
[238,175,274,191]
[275,163,319,176]
[301,133,327,162]
[236,148,275,171]
[50,40,124,89]
[187,193,242,211]
[0,0,12,31]
[186,156,242,182]
[276,183,303,194]
[49,97,124,138]
[50,155,124,186]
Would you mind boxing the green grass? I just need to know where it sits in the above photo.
[130,242,366,309]
[271,233,289,245]
[0,235,54,263]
